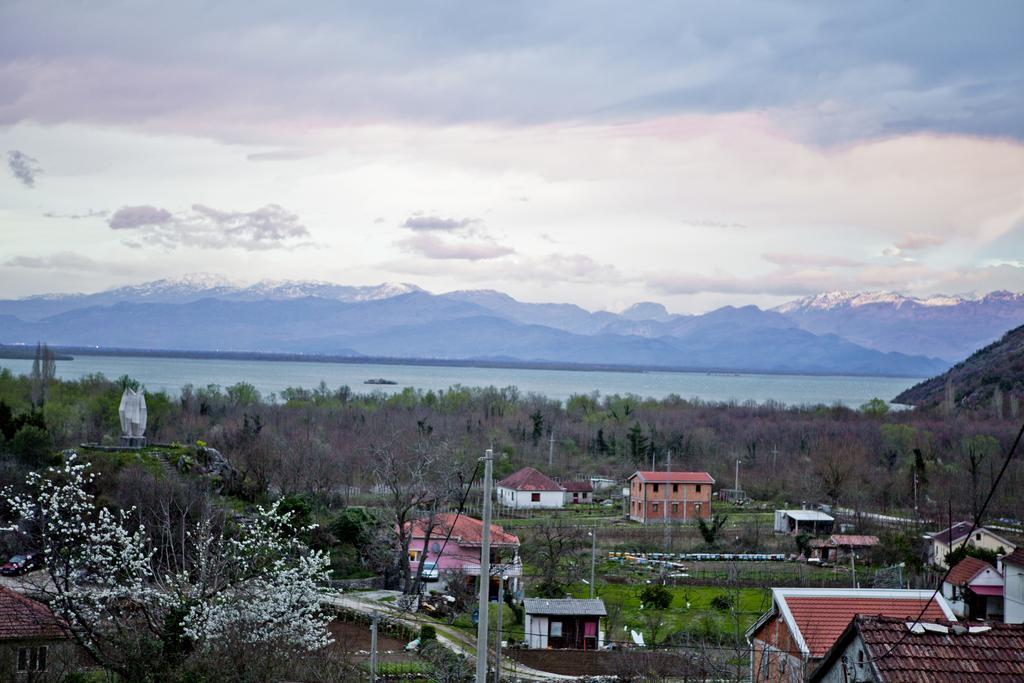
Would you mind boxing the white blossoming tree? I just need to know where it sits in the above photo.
[1,454,332,680]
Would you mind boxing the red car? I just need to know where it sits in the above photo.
[0,553,43,576]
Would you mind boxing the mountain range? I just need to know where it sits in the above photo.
[1,275,1022,377]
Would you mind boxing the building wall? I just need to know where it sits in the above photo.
[812,634,872,683]
[1005,560,1024,625]
[497,487,563,509]
[628,478,712,524]
[0,639,81,682]
[564,490,592,504]
[524,614,549,649]
[749,614,809,683]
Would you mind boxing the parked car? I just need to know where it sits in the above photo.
[421,561,440,581]
[1,553,43,576]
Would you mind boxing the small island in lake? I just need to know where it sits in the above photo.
[364,378,398,385]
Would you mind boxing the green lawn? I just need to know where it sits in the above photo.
[566,582,771,645]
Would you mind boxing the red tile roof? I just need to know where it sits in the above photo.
[817,615,1024,682]
[409,513,519,547]
[561,480,593,493]
[629,471,715,484]
[946,556,992,586]
[782,592,951,657]
[0,588,68,641]
[496,467,563,492]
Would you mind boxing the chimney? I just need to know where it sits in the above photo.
[997,554,1004,575]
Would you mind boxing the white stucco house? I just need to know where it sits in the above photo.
[941,555,1004,620]
[496,467,564,509]
[925,521,1016,568]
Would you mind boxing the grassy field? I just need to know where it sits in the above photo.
[568,582,771,646]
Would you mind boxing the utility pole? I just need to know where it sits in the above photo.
[735,459,741,494]
[548,433,554,467]
[494,577,505,683]
[850,552,857,589]
[589,527,597,599]
[913,471,919,520]
[475,449,494,683]
[771,444,778,470]
[370,610,379,682]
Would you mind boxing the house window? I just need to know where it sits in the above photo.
[17,646,47,672]
[696,484,702,493]
[409,549,421,562]
[653,503,659,513]
[550,621,563,637]
[976,533,982,541]
[531,493,540,502]
[857,650,865,668]
[672,503,678,513]
[672,484,679,493]
[652,483,659,493]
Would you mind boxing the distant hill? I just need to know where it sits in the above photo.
[775,290,1024,362]
[894,323,1024,408]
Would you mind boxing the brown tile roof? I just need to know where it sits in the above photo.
[829,535,880,547]
[561,480,593,493]
[946,556,993,586]
[496,467,563,492]
[0,588,67,641]
[409,513,520,547]
[819,615,1024,682]
[629,471,715,484]
[783,593,951,658]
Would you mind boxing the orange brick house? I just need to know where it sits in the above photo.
[627,471,714,524]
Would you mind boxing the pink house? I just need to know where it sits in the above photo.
[408,513,522,597]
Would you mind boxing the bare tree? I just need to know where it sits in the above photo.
[521,521,586,597]
[372,435,463,594]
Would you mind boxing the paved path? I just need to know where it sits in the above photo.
[324,590,577,681]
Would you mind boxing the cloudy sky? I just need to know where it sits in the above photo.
[1,1,1023,313]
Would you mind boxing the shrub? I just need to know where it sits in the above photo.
[639,584,672,610]
[710,594,734,611]
[10,425,55,468]
[420,625,437,642]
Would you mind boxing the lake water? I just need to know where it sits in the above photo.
[0,354,921,407]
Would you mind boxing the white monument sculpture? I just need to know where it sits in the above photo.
[118,388,148,447]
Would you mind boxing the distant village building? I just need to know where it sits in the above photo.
[774,509,835,535]
[496,467,565,509]
[0,587,82,680]
[588,476,617,491]
[942,556,1004,620]
[407,513,522,596]
[523,598,606,650]
[627,471,714,524]
[809,615,1024,683]
[926,521,1016,568]
[561,480,593,505]
[746,588,955,683]
[807,535,879,562]
[1005,548,1024,625]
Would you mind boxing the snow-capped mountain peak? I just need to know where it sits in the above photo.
[774,290,981,313]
